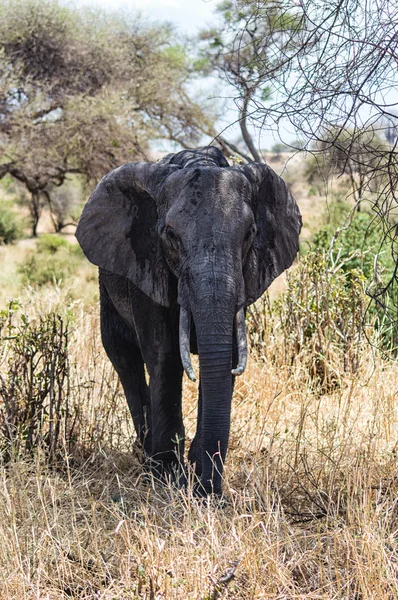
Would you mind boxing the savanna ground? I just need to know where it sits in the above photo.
[1,154,398,599]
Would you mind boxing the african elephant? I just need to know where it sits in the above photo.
[76,146,301,496]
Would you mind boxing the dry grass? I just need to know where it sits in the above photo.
[1,287,398,599]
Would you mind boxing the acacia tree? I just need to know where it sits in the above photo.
[197,0,300,162]
[0,0,213,235]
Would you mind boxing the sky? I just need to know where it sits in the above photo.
[78,0,218,35]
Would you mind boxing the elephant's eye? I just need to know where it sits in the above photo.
[165,225,179,244]
[245,225,256,242]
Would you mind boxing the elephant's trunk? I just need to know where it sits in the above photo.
[178,264,248,494]
[194,314,234,495]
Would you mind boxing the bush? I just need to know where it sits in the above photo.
[247,251,372,390]
[0,200,23,244]
[0,302,74,461]
[310,199,398,348]
[19,234,83,287]
[0,300,131,463]
[312,205,394,281]
[36,233,70,254]
[271,142,291,154]
[248,200,398,387]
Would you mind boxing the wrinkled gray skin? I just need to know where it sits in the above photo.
[76,146,302,495]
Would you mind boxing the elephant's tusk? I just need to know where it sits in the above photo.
[179,307,197,382]
[231,307,247,376]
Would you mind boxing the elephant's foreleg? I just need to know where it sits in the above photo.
[100,285,151,453]
[147,353,184,476]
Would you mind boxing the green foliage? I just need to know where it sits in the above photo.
[196,0,301,161]
[260,86,272,102]
[248,251,370,389]
[305,199,398,351]
[19,235,83,287]
[312,202,394,283]
[0,303,73,461]
[162,44,188,69]
[249,195,397,384]
[36,233,70,254]
[0,199,23,244]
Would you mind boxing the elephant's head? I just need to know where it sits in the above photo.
[76,146,302,494]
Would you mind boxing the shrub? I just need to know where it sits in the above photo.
[247,251,371,390]
[36,233,70,254]
[310,199,398,348]
[0,302,74,461]
[19,235,83,287]
[0,300,131,463]
[312,205,394,281]
[271,142,291,154]
[0,200,23,244]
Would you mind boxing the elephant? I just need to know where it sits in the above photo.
[76,146,302,496]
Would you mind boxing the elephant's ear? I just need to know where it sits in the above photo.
[242,163,302,306]
[75,162,179,306]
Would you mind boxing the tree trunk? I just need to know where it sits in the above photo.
[240,92,263,164]
[29,191,42,237]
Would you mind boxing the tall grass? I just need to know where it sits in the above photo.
[0,267,398,598]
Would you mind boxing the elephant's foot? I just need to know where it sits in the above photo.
[143,451,186,488]
[192,482,230,507]
[184,458,226,501]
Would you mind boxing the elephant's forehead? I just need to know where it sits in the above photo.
[214,168,251,197]
[170,167,251,211]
